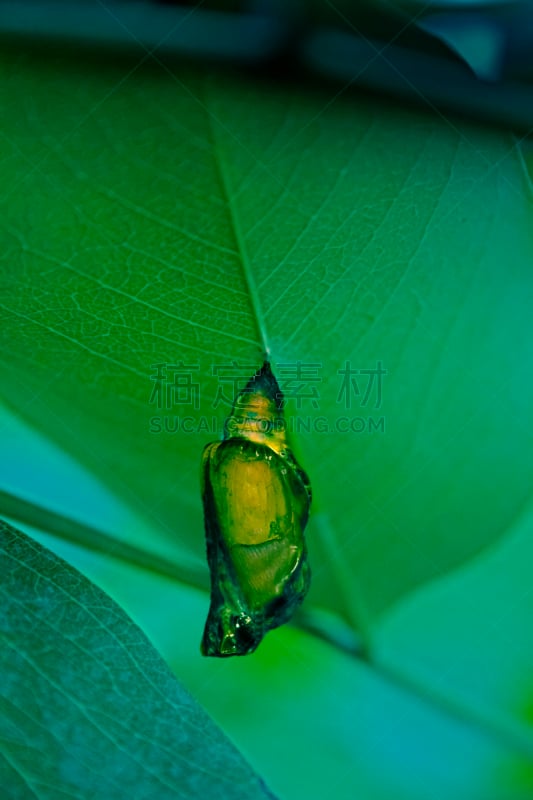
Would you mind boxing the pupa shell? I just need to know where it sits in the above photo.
[201,362,311,657]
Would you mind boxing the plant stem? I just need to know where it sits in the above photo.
[0,489,207,592]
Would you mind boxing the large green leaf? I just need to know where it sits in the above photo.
[2,46,532,630]
[0,519,275,800]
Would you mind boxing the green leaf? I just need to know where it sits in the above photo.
[2,46,532,629]
[0,518,276,800]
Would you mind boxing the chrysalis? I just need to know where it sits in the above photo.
[201,362,312,657]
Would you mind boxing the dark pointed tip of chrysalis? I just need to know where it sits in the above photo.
[242,361,283,409]
[201,611,262,658]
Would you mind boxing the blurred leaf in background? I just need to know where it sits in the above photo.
[3,0,533,125]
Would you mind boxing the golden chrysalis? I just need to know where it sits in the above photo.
[201,362,312,657]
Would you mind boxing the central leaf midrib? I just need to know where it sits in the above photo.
[206,98,270,360]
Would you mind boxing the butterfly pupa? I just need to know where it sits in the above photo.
[200,362,312,657]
